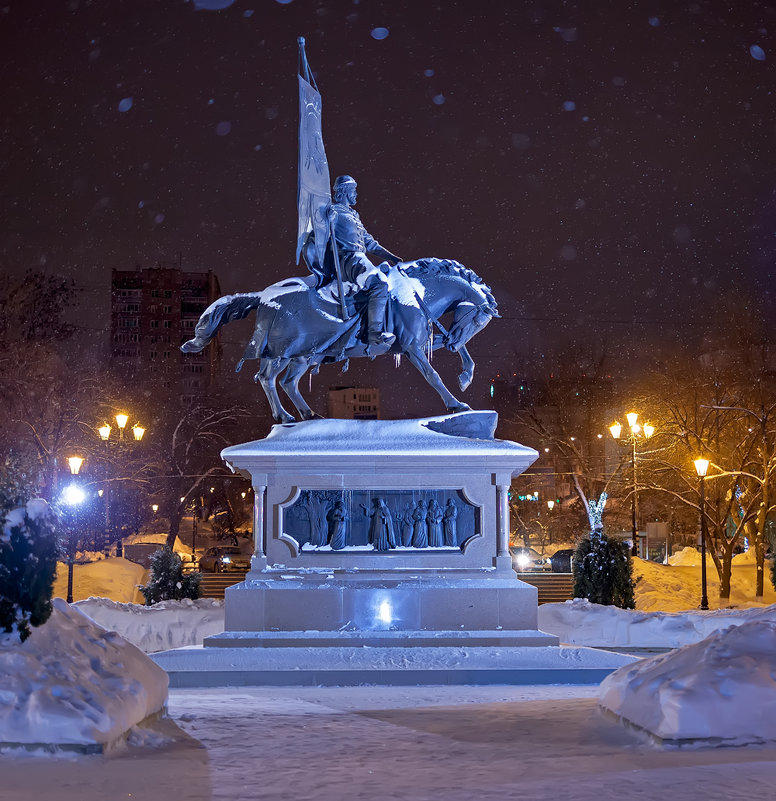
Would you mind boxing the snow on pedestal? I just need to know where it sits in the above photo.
[599,620,776,745]
[0,598,168,752]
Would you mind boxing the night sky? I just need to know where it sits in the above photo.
[2,0,775,411]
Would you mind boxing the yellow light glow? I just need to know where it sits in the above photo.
[152,504,159,513]
[609,422,622,439]
[98,489,104,497]
[626,412,639,427]
[643,423,655,439]
[630,423,641,435]
[547,500,555,510]
[67,456,84,475]
[694,458,710,477]
[132,424,145,441]
[241,492,247,499]
[98,424,111,440]
[115,413,129,429]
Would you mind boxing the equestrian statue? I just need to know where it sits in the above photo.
[181,39,499,423]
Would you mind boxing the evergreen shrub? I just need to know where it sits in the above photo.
[572,533,636,609]
[0,457,58,641]
[140,546,201,605]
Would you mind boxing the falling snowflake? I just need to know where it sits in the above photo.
[118,97,133,112]
[750,45,766,61]
[371,27,389,40]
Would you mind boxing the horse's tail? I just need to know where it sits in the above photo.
[180,292,264,353]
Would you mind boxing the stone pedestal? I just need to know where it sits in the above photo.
[206,410,558,649]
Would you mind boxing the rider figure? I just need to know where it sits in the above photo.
[325,175,403,347]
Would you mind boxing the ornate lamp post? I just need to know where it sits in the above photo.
[97,412,146,557]
[62,455,86,603]
[694,457,710,611]
[609,412,655,557]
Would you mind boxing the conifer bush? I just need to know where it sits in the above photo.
[140,546,201,605]
[0,456,59,641]
[572,533,636,609]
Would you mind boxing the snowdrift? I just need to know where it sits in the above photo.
[0,598,168,751]
[538,598,776,648]
[76,597,225,653]
[599,620,776,744]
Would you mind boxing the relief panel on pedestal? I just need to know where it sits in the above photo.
[281,489,480,553]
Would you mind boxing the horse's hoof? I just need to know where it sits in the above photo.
[458,373,473,392]
[274,413,296,424]
[301,410,324,421]
[446,403,471,414]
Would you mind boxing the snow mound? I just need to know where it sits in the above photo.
[75,597,225,653]
[667,546,707,566]
[539,598,776,648]
[0,598,168,750]
[599,620,776,744]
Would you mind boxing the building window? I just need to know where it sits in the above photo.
[150,320,159,329]
[163,305,172,314]
[163,320,172,329]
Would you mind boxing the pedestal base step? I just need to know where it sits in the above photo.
[150,644,637,688]
[205,629,558,649]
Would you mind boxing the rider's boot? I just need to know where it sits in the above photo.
[366,282,395,347]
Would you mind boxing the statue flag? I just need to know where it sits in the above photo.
[296,38,331,269]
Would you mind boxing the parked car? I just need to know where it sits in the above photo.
[198,546,251,573]
[550,548,575,573]
[510,546,551,572]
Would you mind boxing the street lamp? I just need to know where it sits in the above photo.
[694,457,710,611]
[62,455,86,603]
[546,500,555,511]
[97,412,147,556]
[610,411,656,557]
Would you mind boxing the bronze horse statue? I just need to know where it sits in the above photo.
[182,258,498,423]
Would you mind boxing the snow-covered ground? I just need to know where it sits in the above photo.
[1,544,774,797]
[52,557,147,604]
[635,548,776,612]
[3,684,776,800]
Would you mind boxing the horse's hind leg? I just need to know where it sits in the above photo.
[279,357,321,421]
[254,357,295,423]
[404,345,471,414]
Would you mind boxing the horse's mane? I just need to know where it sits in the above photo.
[404,258,497,311]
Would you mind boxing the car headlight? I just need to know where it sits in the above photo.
[222,556,231,563]
[515,554,530,568]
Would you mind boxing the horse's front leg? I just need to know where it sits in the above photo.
[279,357,322,421]
[429,334,474,393]
[457,345,475,392]
[254,357,295,423]
[404,345,470,414]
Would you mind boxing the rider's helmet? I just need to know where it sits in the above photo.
[333,175,357,202]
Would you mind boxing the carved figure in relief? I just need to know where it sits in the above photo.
[328,500,348,550]
[427,498,444,547]
[364,497,396,552]
[411,499,428,548]
[400,502,415,547]
[443,498,458,546]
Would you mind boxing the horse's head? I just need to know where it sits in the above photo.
[445,297,499,352]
